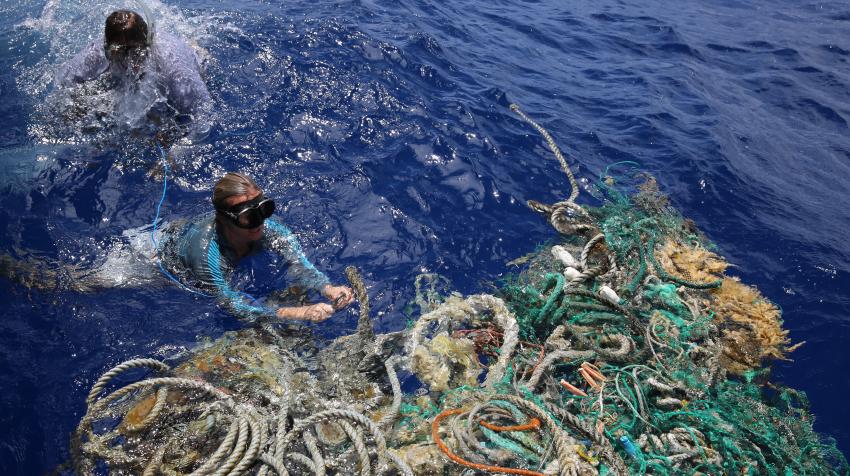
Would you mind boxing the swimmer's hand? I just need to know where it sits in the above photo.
[276,303,334,322]
[322,284,354,310]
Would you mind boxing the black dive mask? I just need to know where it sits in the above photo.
[217,195,276,229]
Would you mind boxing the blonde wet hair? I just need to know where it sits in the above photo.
[212,172,262,210]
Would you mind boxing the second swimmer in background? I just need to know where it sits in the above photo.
[55,10,211,142]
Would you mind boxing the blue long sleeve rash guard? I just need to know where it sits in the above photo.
[158,215,330,321]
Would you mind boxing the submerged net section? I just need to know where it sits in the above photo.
[64,106,847,475]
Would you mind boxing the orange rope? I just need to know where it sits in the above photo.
[579,368,601,390]
[559,379,588,397]
[581,362,606,382]
[479,417,541,432]
[432,408,546,476]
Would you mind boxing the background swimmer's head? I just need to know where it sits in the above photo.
[104,10,149,67]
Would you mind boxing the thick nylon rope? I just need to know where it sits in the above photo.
[345,266,374,339]
[229,411,267,476]
[510,104,579,204]
[124,386,169,433]
[273,409,402,476]
[286,452,318,473]
[86,358,170,405]
[73,377,232,474]
[496,395,580,476]
[379,357,402,430]
[432,407,546,476]
[258,453,288,475]
[189,419,239,476]
[213,416,249,476]
[303,431,327,476]
[340,421,372,476]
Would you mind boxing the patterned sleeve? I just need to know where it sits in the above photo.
[205,239,275,321]
[263,220,331,291]
[55,41,109,87]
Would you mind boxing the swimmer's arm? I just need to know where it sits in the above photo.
[159,35,212,117]
[264,220,331,292]
[275,303,334,322]
[55,41,108,87]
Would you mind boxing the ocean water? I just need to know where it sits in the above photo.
[1,0,849,472]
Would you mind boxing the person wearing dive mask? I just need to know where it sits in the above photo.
[155,172,354,323]
[55,10,211,120]
[0,172,352,323]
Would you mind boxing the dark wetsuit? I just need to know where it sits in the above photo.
[157,215,330,321]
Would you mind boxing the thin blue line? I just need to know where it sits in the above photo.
[151,143,169,248]
[150,143,209,297]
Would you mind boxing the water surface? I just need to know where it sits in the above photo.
[1,0,848,471]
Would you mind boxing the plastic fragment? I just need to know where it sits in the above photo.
[598,285,621,305]
[619,435,637,458]
[564,267,582,281]
[551,245,578,268]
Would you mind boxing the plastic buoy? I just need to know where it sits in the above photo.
[599,285,621,305]
[564,267,582,281]
[551,245,578,268]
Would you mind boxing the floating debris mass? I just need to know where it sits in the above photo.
[67,106,848,475]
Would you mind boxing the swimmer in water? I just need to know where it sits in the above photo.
[155,172,354,322]
[55,10,211,140]
[0,172,354,323]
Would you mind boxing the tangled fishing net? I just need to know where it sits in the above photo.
[65,105,848,475]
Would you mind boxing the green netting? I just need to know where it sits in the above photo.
[68,106,849,475]
[396,171,848,475]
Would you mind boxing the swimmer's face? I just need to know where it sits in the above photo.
[222,188,265,241]
[104,41,148,72]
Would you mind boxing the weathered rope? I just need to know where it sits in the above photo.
[510,104,579,204]
[230,411,267,476]
[405,294,520,390]
[124,386,169,432]
[379,357,402,429]
[258,453,288,475]
[525,350,595,389]
[432,407,546,476]
[345,265,374,339]
[303,431,326,476]
[189,419,239,476]
[285,452,317,474]
[86,358,170,405]
[340,421,372,476]
[213,415,249,476]
[73,376,235,475]
[496,395,581,476]
[271,408,411,476]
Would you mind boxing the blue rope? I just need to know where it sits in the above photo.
[150,144,209,296]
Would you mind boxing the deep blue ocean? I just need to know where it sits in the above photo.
[1,0,848,472]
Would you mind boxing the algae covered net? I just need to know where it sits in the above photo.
[66,106,848,475]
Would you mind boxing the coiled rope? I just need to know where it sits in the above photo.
[72,351,408,476]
